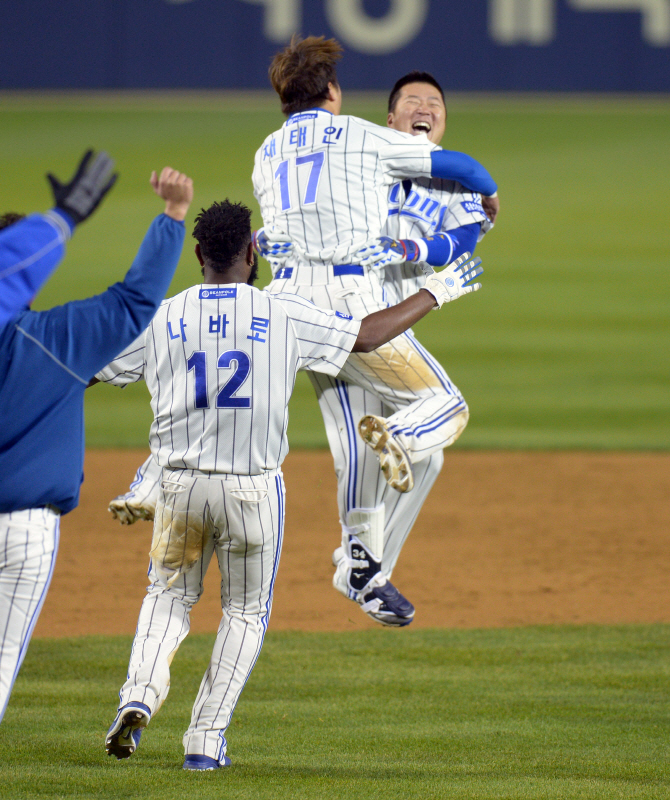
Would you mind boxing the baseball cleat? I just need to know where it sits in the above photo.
[358,415,414,493]
[360,582,415,627]
[105,703,151,759]
[183,754,232,770]
[332,547,415,627]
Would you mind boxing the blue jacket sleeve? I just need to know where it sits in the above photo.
[16,214,185,382]
[0,210,74,327]
[430,151,497,197]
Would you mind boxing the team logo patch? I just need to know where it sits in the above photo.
[445,277,455,287]
[335,311,353,320]
[199,287,237,300]
[288,112,318,122]
[461,200,485,214]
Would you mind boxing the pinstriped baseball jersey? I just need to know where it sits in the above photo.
[96,283,360,474]
[252,110,438,268]
[383,178,493,304]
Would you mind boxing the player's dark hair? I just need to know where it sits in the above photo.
[269,34,343,116]
[388,71,445,113]
[0,213,26,231]
[192,200,252,274]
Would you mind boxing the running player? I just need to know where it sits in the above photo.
[97,198,483,769]
[309,71,497,626]
[252,36,497,627]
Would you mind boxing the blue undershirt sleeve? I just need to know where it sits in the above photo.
[409,223,482,267]
[430,151,497,197]
[25,213,185,381]
[0,210,74,326]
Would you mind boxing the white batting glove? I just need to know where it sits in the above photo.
[108,496,155,525]
[354,236,420,269]
[252,226,293,261]
[423,252,483,308]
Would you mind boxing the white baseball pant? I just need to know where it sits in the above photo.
[0,507,60,723]
[310,374,444,579]
[115,467,285,762]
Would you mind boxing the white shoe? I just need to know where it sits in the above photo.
[358,415,414,493]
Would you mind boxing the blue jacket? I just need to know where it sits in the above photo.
[0,214,185,514]
[0,209,74,327]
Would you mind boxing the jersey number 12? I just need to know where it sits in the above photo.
[187,349,251,409]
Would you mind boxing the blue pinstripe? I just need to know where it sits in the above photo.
[0,514,60,723]
[335,380,358,513]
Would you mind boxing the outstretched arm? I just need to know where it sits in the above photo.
[0,150,118,326]
[22,168,193,383]
[353,254,483,352]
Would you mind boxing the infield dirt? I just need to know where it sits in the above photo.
[34,449,670,637]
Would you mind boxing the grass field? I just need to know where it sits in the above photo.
[1,92,668,449]
[1,625,669,799]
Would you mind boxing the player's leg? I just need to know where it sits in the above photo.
[108,453,161,525]
[304,277,467,487]
[0,507,60,723]
[182,470,285,768]
[106,471,214,759]
[310,374,444,625]
[338,328,468,486]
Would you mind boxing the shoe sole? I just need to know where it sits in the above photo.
[358,415,414,493]
[105,708,150,759]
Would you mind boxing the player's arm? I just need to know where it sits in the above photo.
[357,224,482,272]
[429,151,497,197]
[353,254,483,352]
[373,127,497,199]
[20,168,191,384]
[0,151,117,327]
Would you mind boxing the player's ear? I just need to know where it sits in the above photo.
[195,243,204,266]
[246,241,254,266]
[387,112,394,127]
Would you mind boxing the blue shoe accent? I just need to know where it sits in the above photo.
[105,703,152,760]
[362,581,415,627]
[183,754,232,770]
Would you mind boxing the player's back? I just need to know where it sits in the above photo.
[140,283,358,474]
[144,283,299,474]
[252,111,435,268]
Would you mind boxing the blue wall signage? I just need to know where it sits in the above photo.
[2,0,669,91]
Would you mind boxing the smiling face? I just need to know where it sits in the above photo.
[387,82,446,144]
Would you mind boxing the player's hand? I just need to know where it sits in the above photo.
[150,167,193,222]
[47,150,118,225]
[108,496,155,525]
[482,194,499,224]
[423,252,483,308]
[355,236,420,268]
[253,226,293,261]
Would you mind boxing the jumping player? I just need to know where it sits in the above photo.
[251,36,497,627]
[96,198,483,769]
[308,71,498,626]
[0,165,191,724]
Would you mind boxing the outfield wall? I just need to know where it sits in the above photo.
[2,0,669,91]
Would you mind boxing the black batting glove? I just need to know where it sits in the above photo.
[47,150,118,225]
